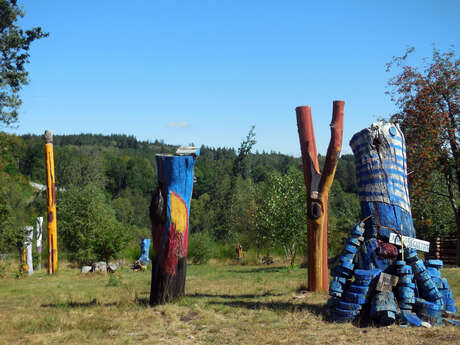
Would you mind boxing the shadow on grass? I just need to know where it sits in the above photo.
[134,297,150,306]
[187,291,283,299]
[41,298,118,309]
[229,267,292,274]
[208,300,327,317]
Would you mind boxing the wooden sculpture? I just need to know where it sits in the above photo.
[328,122,457,325]
[44,130,58,274]
[149,147,199,305]
[296,101,344,292]
[36,216,43,270]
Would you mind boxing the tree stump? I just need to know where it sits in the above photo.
[350,122,415,270]
[328,122,457,324]
[149,148,199,305]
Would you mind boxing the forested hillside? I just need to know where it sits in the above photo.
[1,131,361,263]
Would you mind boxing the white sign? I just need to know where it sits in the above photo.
[389,233,430,252]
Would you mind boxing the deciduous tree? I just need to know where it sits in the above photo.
[0,0,48,125]
[387,47,459,264]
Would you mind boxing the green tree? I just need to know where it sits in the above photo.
[0,0,48,125]
[256,169,307,266]
[0,172,34,254]
[387,47,459,262]
[58,185,129,264]
[327,180,360,257]
[223,126,256,240]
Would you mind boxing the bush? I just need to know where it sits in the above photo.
[188,232,214,264]
[58,185,129,265]
[214,242,235,260]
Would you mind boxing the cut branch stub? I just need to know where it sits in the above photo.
[296,101,344,292]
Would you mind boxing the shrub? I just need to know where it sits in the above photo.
[188,231,214,264]
[58,185,129,265]
[214,242,235,260]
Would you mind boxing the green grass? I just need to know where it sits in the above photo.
[0,261,459,344]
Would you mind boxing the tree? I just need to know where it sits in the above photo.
[256,169,307,267]
[0,0,48,125]
[387,47,459,264]
[223,126,256,240]
[58,185,129,264]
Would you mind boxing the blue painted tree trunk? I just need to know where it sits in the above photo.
[328,122,457,325]
[350,122,414,271]
[149,151,199,305]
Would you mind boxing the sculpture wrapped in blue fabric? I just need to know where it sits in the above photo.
[139,238,151,266]
[328,122,457,326]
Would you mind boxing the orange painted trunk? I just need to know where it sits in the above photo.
[45,131,58,274]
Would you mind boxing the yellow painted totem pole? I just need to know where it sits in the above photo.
[44,130,58,274]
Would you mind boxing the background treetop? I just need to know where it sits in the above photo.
[0,0,48,126]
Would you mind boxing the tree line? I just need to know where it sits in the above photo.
[0,130,361,265]
[0,0,457,266]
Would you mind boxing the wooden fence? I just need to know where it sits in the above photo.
[425,236,457,266]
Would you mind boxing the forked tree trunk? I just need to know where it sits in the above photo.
[150,150,199,305]
[296,101,344,292]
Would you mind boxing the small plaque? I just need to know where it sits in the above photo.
[389,233,430,252]
[376,273,399,292]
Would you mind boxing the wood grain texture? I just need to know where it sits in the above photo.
[296,101,344,292]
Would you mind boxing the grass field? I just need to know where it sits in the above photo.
[0,261,459,345]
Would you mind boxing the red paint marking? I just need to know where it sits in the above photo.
[48,211,54,223]
[163,224,184,276]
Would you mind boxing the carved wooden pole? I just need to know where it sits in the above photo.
[36,216,43,270]
[25,226,34,275]
[296,101,344,292]
[44,130,58,274]
[149,147,199,305]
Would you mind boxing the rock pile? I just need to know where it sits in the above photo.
[80,261,119,274]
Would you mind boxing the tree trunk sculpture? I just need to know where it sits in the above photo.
[25,226,33,275]
[350,122,416,269]
[36,216,43,270]
[328,122,457,325]
[44,130,58,274]
[149,148,199,305]
[296,101,344,292]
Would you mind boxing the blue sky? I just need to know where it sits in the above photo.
[7,0,459,155]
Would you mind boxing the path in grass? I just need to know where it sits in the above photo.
[0,263,459,345]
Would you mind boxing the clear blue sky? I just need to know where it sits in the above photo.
[7,0,460,155]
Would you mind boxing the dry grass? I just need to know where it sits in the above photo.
[0,261,459,345]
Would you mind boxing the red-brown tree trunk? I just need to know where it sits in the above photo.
[296,101,344,292]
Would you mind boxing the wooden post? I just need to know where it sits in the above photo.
[296,101,344,292]
[25,226,33,275]
[36,216,43,270]
[149,147,199,305]
[44,130,58,274]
